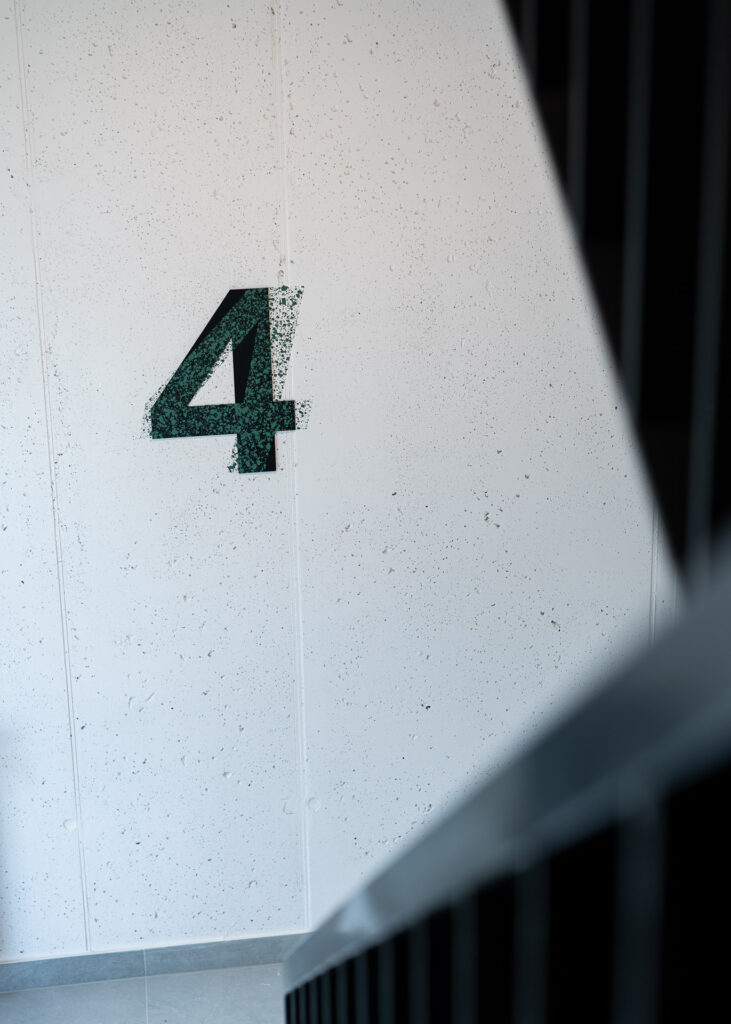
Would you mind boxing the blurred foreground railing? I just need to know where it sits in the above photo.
[284,550,731,1023]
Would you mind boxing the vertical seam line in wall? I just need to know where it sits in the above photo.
[271,0,312,930]
[13,0,93,950]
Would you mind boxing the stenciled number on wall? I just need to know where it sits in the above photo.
[149,287,306,473]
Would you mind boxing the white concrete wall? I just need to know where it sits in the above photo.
[2,0,307,957]
[0,0,675,959]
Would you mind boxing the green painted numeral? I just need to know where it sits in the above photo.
[149,288,297,473]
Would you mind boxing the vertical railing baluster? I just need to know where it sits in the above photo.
[514,862,549,1024]
[686,0,731,580]
[611,806,664,1024]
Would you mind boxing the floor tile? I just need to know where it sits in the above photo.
[147,963,284,1024]
[0,976,147,1024]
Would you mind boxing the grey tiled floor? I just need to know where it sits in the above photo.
[0,962,284,1024]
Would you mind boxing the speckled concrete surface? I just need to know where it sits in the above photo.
[3,0,306,956]
[1,0,677,962]
[0,0,88,957]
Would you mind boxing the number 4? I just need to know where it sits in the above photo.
[149,288,300,473]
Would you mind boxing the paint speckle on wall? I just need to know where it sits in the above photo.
[295,399,312,430]
[269,285,303,401]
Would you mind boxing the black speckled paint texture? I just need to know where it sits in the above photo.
[149,287,302,473]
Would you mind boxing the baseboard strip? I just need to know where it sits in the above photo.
[0,933,307,993]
